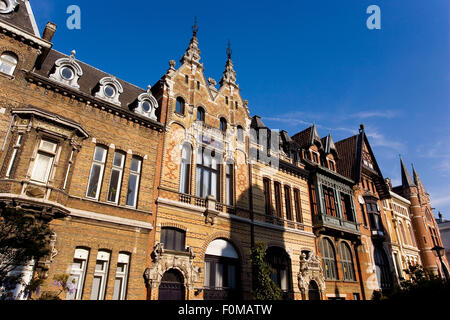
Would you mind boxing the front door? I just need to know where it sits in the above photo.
[158,269,185,300]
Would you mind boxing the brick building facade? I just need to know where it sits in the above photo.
[0,0,448,300]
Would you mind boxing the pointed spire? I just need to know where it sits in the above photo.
[412,163,420,185]
[400,157,415,188]
[180,17,202,67]
[220,40,238,87]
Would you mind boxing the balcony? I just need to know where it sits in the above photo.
[312,214,360,235]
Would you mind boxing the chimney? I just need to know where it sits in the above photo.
[42,22,57,42]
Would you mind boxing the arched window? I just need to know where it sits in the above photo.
[266,247,291,294]
[161,227,186,252]
[237,126,244,142]
[408,224,417,247]
[220,118,227,132]
[176,97,185,115]
[374,246,392,290]
[197,107,205,122]
[204,239,240,300]
[179,143,192,194]
[340,243,356,281]
[319,238,338,280]
[0,52,18,76]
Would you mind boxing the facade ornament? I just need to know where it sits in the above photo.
[219,41,238,88]
[180,17,203,69]
[0,0,19,14]
[144,242,201,291]
[297,252,326,299]
[94,76,124,106]
[135,85,159,121]
[49,50,83,89]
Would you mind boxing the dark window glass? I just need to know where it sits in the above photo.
[284,186,292,220]
[263,178,272,215]
[312,152,318,163]
[294,189,303,223]
[185,75,189,84]
[310,184,318,216]
[87,165,102,198]
[266,247,291,292]
[197,81,200,90]
[161,228,186,251]
[220,118,227,132]
[340,193,354,222]
[226,163,233,206]
[320,239,338,280]
[180,144,192,194]
[374,246,392,289]
[197,107,205,122]
[322,186,337,217]
[274,182,282,218]
[176,97,185,114]
[340,243,356,281]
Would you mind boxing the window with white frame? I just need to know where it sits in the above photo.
[107,151,126,203]
[86,145,108,199]
[31,139,58,184]
[112,252,130,300]
[90,250,110,300]
[0,52,18,76]
[67,248,90,300]
[126,156,142,207]
[196,148,220,199]
[5,134,22,178]
[179,144,192,194]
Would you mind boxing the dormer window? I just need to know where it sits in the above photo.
[0,0,18,14]
[135,85,158,121]
[49,50,83,89]
[60,66,74,80]
[312,152,319,164]
[0,52,18,76]
[95,76,123,106]
[329,160,335,171]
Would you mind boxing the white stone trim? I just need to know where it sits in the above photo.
[389,191,411,205]
[0,21,50,48]
[24,0,40,37]
[0,193,153,230]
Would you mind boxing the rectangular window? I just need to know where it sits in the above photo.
[6,134,22,178]
[263,178,272,215]
[90,250,110,300]
[31,139,57,183]
[361,203,368,227]
[329,160,335,171]
[67,248,90,300]
[107,151,126,203]
[86,146,108,199]
[126,157,142,207]
[322,186,337,217]
[312,152,318,163]
[310,184,318,216]
[161,228,186,252]
[294,189,303,223]
[284,186,292,220]
[274,182,282,218]
[195,149,220,199]
[179,144,191,194]
[340,193,354,222]
[226,163,233,206]
[112,253,130,300]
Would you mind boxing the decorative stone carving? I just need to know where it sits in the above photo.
[0,0,18,14]
[49,50,83,89]
[36,232,58,279]
[297,252,326,298]
[94,76,123,106]
[135,85,158,121]
[143,242,201,291]
[204,195,220,225]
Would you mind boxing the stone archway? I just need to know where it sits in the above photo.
[308,280,321,300]
[159,269,185,300]
[298,252,326,300]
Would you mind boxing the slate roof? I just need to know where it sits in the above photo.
[0,0,39,37]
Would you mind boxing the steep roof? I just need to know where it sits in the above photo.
[34,49,149,110]
[335,135,357,180]
[0,0,40,37]
[292,124,323,149]
[400,158,415,188]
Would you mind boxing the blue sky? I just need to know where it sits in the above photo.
[31,0,450,219]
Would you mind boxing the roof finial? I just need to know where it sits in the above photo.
[192,17,199,36]
[226,40,232,59]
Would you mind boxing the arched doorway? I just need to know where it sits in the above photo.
[308,280,320,300]
[158,269,185,300]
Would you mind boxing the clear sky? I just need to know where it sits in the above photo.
[31,0,450,219]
